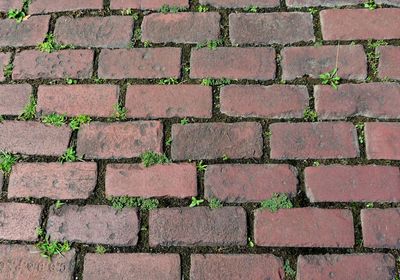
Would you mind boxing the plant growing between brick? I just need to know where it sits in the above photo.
[0,151,18,174]
[42,113,66,127]
[196,39,223,50]
[366,40,387,80]
[18,95,36,121]
[59,147,81,163]
[180,118,189,125]
[66,78,77,85]
[303,108,318,122]
[196,160,207,172]
[35,227,71,260]
[95,245,107,254]
[3,63,13,78]
[284,259,296,279]
[37,34,72,53]
[208,198,223,209]
[159,5,187,13]
[244,5,258,13]
[140,151,170,167]
[201,78,231,87]
[54,200,64,209]
[320,68,341,89]
[364,0,377,10]
[109,196,159,211]
[69,115,91,131]
[189,197,204,207]
[356,122,365,144]
[197,5,209,12]
[110,103,127,121]
[7,0,30,23]
[260,193,293,212]
[158,78,179,85]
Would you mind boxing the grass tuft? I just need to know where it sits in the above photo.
[37,33,72,53]
[42,113,66,127]
[319,68,340,90]
[208,197,223,209]
[109,196,159,211]
[260,193,293,212]
[19,95,36,120]
[140,151,170,167]
[69,115,91,131]
[59,147,81,163]
[0,151,18,174]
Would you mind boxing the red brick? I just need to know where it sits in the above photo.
[37,85,118,117]
[286,0,363,6]
[254,208,354,247]
[361,208,400,248]
[0,16,50,47]
[30,0,103,14]
[13,50,94,80]
[377,0,400,6]
[199,0,279,7]
[204,164,298,203]
[365,122,400,160]
[281,45,367,80]
[0,0,22,12]
[270,122,359,159]
[98,48,181,79]
[0,52,11,82]
[315,83,400,119]
[171,122,263,160]
[83,253,181,280]
[8,162,97,200]
[220,85,308,118]
[0,121,71,156]
[105,163,197,198]
[190,254,284,280]
[142,13,220,44]
[77,121,163,159]
[125,85,212,119]
[297,254,396,280]
[229,13,314,45]
[110,0,189,9]
[0,203,42,241]
[0,245,75,280]
[321,9,400,40]
[378,46,400,80]
[149,207,247,246]
[54,16,134,48]
[47,205,139,246]
[0,84,32,116]
[305,165,400,202]
[190,48,275,80]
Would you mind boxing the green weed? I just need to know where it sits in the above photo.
[364,0,377,10]
[201,78,231,86]
[189,197,204,207]
[66,78,77,85]
[260,193,293,212]
[196,39,223,50]
[42,113,66,127]
[54,200,64,209]
[244,5,258,13]
[7,9,25,23]
[158,78,179,85]
[143,40,152,48]
[37,33,72,53]
[308,7,318,15]
[19,95,36,120]
[165,137,172,146]
[69,115,91,131]
[356,122,365,144]
[196,160,207,172]
[59,147,80,163]
[0,151,18,174]
[197,5,209,12]
[36,237,70,260]
[366,39,387,79]
[95,245,107,254]
[180,118,189,125]
[109,196,159,211]
[319,68,341,90]
[159,5,187,13]
[140,151,170,167]
[303,108,318,122]
[284,260,296,278]
[3,63,13,78]
[248,238,255,248]
[208,197,222,209]
[110,103,127,121]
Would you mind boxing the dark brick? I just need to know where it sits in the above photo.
[378,46,400,80]
[190,47,276,80]
[37,85,118,117]
[171,122,263,160]
[270,122,359,159]
[77,121,163,159]
[125,85,212,119]
[297,254,396,280]
[305,165,400,202]
[54,16,134,48]
[13,50,94,80]
[204,164,298,203]
[98,48,181,79]
[0,203,43,241]
[229,13,314,45]
[281,45,367,80]
[0,52,11,82]
[190,254,284,280]
[8,162,97,200]
[83,253,181,280]
[149,207,247,246]
[0,0,22,12]
[199,0,279,7]
[105,163,197,198]
[286,0,363,6]
[220,85,308,118]
[315,83,400,119]
[361,208,400,248]
[365,122,400,160]
[254,208,354,247]
[0,16,50,47]
[30,0,103,14]
[0,121,71,156]
[47,205,139,246]
[110,0,189,10]
[142,13,220,43]
[0,84,32,116]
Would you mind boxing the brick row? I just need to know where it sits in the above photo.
[110,0,189,10]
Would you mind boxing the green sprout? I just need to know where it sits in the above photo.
[140,151,170,167]
[0,151,18,174]
[260,193,293,213]
[319,68,341,90]
[69,115,91,131]
[189,197,204,207]
[42,113,66,127]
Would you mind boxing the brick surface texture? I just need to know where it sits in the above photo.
[111,0,189,10]
[0,84,32,116]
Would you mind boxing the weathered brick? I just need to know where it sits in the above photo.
[297,254,396,280]
[204,164,298,203]
[0,0,22,12]
[199,0,279,7]
[0,203,42,241]
[149,207,247,246]
[0,245,75,280]
[315,83,400,119]
[361,208,400,248]
[0,84,32,116]
[270,122,359,159]
[0,52,11,82]
[98,48,181,79]
[220,85,308,118]
[365,122,400,160]
[142,13,220,44]
[190,254,284,280]
[171,122,263,160]
[37,85,118,117]
[77,121,163,159]
[125,85,212,118]
[0,121,71,156]
[30,0,103,14]
[254,208,354,247]
[0,16,50,47]
[47,205,139,246]
[281,45,367,80]
[8,162,97,200]
[229,13,314,45]
[377,0,400,6]
[13,50,94,80]
[378,46,400,80]
[110,0,189,9]
[190,47,275,80]
[286,0,363,6]
[105,163,197,198]
[83,253,181,280]
[305,165,400,202]
[54,16,134,48]
[321,9,400,40]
